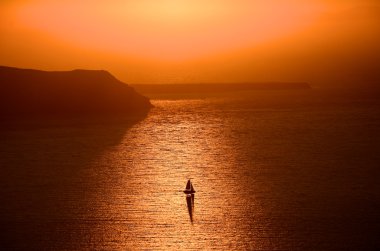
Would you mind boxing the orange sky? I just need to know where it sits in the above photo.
[1,0,379,86]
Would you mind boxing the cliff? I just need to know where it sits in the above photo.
[0,66,152,118]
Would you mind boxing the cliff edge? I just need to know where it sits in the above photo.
[0,66,152,118]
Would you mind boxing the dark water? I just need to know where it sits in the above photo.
[1,89,380,250]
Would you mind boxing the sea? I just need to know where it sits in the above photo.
[1,88,380,250]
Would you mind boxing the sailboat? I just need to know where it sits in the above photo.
[183,179,196,194]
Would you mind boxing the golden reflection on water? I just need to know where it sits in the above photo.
[92,99,261,250]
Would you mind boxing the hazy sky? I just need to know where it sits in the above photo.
[1,0,379,86]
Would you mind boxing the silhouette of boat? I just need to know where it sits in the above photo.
[183,179,196,194]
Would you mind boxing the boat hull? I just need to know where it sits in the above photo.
[183,190,196,194]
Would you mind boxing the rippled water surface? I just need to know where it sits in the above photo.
[1,89,380,250]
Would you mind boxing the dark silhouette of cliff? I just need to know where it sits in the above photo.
[0,66,152,118]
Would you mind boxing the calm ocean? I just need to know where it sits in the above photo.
[1,88,379,250]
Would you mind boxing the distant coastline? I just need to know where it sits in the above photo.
[132,82,311,96]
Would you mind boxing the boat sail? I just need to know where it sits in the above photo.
[184,179,196,194]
